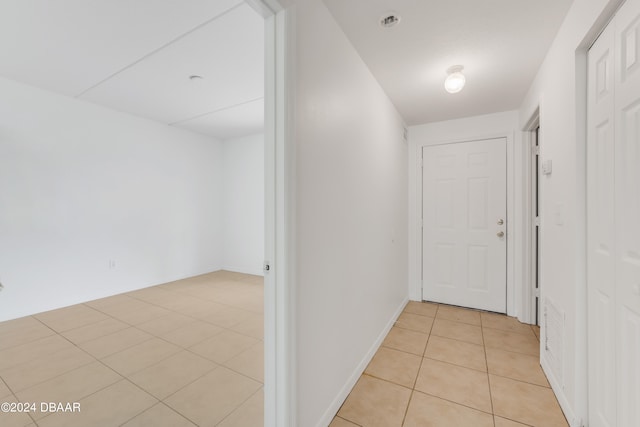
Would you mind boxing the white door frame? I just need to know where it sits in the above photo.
[410,132,518,316]
[522,111,540,326]
[248,1,296,426]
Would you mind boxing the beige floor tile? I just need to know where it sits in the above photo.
[0,379,11,398]
[415,358,492,413]
[395,312,434,334]
[128,350,217,400]
[481,312,535,335]
[101,338,181,376]
[125,287,177,305]
[200,307,256,329]
[1,346,94,392]
[190,330,259,364]
[61,318,129,344]
[223,343,264,383]
[172,299,227,319]
[364,347,422,388]
[490,375,568,426]
[329,417,360,427]
[230,316,264,340]
[165,367,261,426]
[0,317,55,351]
[135,313,196,336]
[494,416,531,426]
[532,325,540,341]
[78,327,153,359]
[486,347,549,387]
[107,303,171,326]
[436,305,481,325]
[121,403,196,427]
[217,389,263,427]
[34,305,109,332]
[160,320,224,348]
[403,391,494,427]
[15,362,122,419]
[337,375,411,427]
[403,301,438,317]
[424,335,487,372]
[431,319,483,345]
[382,326,429,356]
[0,395,35,427]
[483,328,539,356]
[37,379,157,427]
[0,335,74,371]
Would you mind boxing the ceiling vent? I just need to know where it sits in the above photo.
[380,13,401,28]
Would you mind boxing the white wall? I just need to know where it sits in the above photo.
[222,133,264,276]
[292,0,408,425]
[408,111,523,317]
[518,0,623,425]
[0,76,224,321]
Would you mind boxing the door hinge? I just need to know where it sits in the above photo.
[534,145,540,156]
[534,288,540,297]
[535,216,541,227]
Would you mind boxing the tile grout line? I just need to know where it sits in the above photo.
[402,303,438,426]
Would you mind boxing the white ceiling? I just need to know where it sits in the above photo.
[0,0,264,140]
[322,0,574,126]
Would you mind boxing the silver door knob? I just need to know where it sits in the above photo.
[497,231,505,238]
[497,219,504,225]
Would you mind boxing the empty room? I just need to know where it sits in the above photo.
[0,1,267,426]
[2,0,640,427]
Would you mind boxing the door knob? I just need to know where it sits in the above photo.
[497,219,504,225]
[497,231,505,238]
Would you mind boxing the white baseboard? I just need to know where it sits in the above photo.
[220,265,264,277]
[541,356,579,427]
[314,297,409,427]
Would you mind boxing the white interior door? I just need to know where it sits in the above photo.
[422,138,507,313]
[588,0,640,425]
[587,19,617,427]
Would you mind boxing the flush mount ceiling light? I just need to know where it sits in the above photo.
[189,75,203,81]
[444,65,466,94]
[380,13,401,28]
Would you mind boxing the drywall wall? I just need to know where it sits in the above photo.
[0,76,224,321]
[518,0,622,425]
[408,111,525,319]
[292,0,408,425]
[222,133,264,276]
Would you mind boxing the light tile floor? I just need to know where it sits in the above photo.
[331,301,568,427]
[0,271,263,427]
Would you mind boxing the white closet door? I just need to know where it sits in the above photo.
[614,0,640,424]
[588,0,640,426]
[587,19,617,427]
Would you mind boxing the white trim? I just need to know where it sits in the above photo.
[541,356,579,427]
[263,1,296,426]
[314,298,409,427]
[521,109,540,326]
[411,132,518,316]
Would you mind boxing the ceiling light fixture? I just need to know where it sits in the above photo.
[444,65,466,94]
[189,75,203,81]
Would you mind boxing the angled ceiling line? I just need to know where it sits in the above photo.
[168,96,264,125]
[74,1,245,98]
